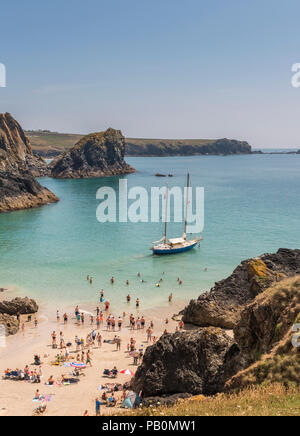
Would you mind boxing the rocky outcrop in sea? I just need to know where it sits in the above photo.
[0,113,58,213]
[50,128,135,178]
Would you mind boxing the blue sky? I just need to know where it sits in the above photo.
[0,0,300,147]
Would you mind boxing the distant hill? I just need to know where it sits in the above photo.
[26,130,252,157]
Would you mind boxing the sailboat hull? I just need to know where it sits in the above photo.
[152,240,199,255]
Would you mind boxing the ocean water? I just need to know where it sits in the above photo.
[0,154,300,313]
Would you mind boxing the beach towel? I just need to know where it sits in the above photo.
[33,394,52,403]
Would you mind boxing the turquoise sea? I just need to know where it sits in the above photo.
[0,154,300,313]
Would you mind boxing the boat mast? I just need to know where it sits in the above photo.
[164,183,169,242]
[184,173,190,238]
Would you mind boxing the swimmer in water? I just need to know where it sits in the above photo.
[127,294,131,303]
[126,280,130,286]
[111,277,115,284]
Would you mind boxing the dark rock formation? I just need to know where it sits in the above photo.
[0,314,20,336]
[0,113,49,177]
[0,297,39,316]
[0,297,38,336]
[182,249,300,329]
[0,113,58,213]
[50,128,135,178]
[132,328,242,397]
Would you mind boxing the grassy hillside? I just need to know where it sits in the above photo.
[26,130,251,157]
[26,131,83,156]
[120,384,300,416]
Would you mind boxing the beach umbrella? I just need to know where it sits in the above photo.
[70,362,86,368]
[120,369,135,376]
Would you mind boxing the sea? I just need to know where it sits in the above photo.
[0,153,300,314]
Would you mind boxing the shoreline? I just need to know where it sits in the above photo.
[0,296,188,416]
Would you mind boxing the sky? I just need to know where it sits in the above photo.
[0,0,300,148]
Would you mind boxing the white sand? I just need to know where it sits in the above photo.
[0,299,186,416]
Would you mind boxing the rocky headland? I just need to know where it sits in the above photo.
[182,248,300,329]
[0,297,39,335]
[50,128,135,178]
[126,138,252,157]
[132,249,300,399]
[0,113,58,213]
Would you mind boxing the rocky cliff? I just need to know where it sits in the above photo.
[50,128,135,178]
[0,113,49,176]
[0,113,58,213]
[133,249,300,399]
[182,248,300,329]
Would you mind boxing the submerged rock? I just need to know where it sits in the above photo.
[182,249,300,329]
[50,128,135,178]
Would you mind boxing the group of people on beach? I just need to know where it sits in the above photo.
[3,270,185,417]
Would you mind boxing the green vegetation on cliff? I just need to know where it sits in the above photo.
[120,384,300,417]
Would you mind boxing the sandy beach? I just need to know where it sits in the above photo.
[0,298,187,416]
